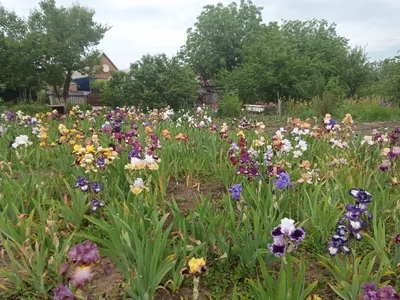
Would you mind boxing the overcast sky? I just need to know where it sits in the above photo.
[2,0,400,69]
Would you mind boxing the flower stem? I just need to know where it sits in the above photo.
[193,276,200,300]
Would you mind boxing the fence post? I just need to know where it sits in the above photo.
[277,92,282,118]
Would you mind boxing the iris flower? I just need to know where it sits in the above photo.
[181,257,207,278]
[274,173,294,190]
[53,284,74,300]
[130,178,149,195]
[228,184,242,200]
[328,189,373,256]
[269,218,305,257]
[70,265,93,288]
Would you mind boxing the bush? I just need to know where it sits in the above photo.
[218,93,242,117]
[8,103,51,115]
[283,99,317,119]
[312,77,346,116]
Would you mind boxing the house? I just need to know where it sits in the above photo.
[48,53,118,109]
[71,53,119,92]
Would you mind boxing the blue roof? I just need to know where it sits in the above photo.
[72,77,92,92]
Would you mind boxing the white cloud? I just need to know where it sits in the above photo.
[2,0,400,68]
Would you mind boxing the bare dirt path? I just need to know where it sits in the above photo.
[355,121,399,134]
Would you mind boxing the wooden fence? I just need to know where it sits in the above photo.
[47,91,92,106]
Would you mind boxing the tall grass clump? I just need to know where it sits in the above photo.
[340,99,400,121]
[8,103,51,114]
[218,93,243,117]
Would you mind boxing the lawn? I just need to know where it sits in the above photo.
[0,106,399,299]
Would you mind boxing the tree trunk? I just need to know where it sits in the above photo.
[350,87,357,99]
[62,70,73,113]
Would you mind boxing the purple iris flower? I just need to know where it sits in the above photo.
[268,242,286,257]
[268,218,305,257]
[6,112,15,121]
[349,188,372,204]
[228,184,242,200]
[248,166,259,177]
[289,228,306,242]
[394,234,400,244]
[236,165,246,175]
[125,129,137,138]
[343,204,365,240]
[379,286,398,299]
[95,157,106,169]
[128,147,143,159]
[378,160,392,171]
[329,119,337,126]
[328,189,373,256]
[271,226,283,237]
[328,234,351,256]
[360,282,399,300]
[68,240,100,265]
[53,284,74,300]
[91,182,101,193]
[239,153,250,163]
[24,117,32,125]
[114,132,124,140]
[74,176,90,192]
[273,173,294,190]
[90,199,105,212]
[112,124,121,133]
[266,166,285,177]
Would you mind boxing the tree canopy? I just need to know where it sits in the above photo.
[182,2,397,103]
[94,54,198,110]
[0,0,109,108]
[183,0,263,82]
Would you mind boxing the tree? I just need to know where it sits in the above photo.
[340,46,371,98]
[91,71,132,108]
[0,6,41,97]
[96,54,198,110]
[217,22,295,102]
[26,0,109,111]
[183,0,263,82]
[370,57,400,102]
[219,19,352,102]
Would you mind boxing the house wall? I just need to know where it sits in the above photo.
[96,55,118,80]
[69,82,78,92]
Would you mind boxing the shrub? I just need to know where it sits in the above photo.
[218,93,242,117]
[8,103,51,114]
[283,99,317,119]
[312,77,346,116]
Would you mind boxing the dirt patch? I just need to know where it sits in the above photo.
[88,258,124,299]
[155,286,210,300]
[165,181,225,214]
[355,121,399,134]
[305,261,340,300]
